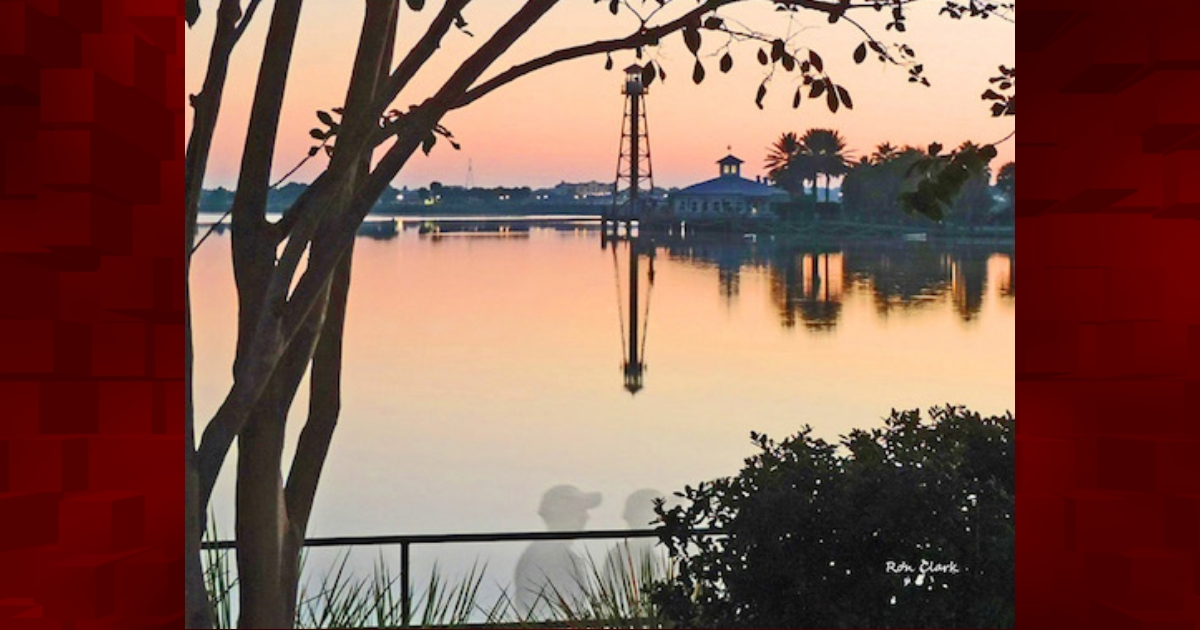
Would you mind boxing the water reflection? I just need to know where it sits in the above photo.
[605,235,655,394]
[602,489,669,587]
[193,218,1015,619]
[658,234,1013,331]
[513,485,602,617]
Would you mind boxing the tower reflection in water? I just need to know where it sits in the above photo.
[603,229,654,395]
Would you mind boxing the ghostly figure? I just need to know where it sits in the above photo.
[513,485,601,618]
[602,489,669,587]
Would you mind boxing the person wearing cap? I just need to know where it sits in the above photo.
[513,485,602,618]
[602,489,670,588]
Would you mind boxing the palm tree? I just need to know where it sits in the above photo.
[800,128,850,203]
[765,132,817,199]
[870,142,899,166]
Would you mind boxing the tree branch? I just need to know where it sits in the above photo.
[374,0,473,109]
[452,0,733,111]
[232,0,264,43]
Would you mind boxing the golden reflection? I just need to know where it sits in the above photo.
[191,226,1015,546]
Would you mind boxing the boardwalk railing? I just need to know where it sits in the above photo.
[202,527,725,626]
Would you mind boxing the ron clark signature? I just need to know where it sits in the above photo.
[885,560,961,575]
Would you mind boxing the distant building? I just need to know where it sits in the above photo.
[552,181,613,201]
[671,155,788,220]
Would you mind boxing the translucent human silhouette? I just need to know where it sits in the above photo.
[513,485,602,618]
[602,489,670,588]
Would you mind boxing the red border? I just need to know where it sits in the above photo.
[0,0,184,627]
[1,0,1198,627]
[1015,0,1200,626]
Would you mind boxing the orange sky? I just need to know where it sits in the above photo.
[185,1,1014,190]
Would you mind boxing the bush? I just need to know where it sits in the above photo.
[651,406,1014,628]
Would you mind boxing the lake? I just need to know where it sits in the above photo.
[191,216,1015,614]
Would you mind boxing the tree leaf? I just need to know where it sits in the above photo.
[609,0,619,15]
[703,16,724,29]
[317,110,335,126]
[405,0,424,10]
[826,85,839,113]
[809,50,824,73]
[792,88,802,109]
[422,134,437,155]
[809,80,826,99]
[605,53,613,71]
[185,0,200,27]
[755,82,767,109]
[642,62,657,87]
[781,53,795,72]
[308,146,320,157]
[770,39,785,62]
[692,59,706,84]
[853,43,867,64]
[928,142,943,157]
[720,52,733,73]
[836,85,853,109]
[684,27,702,54]
[309,128,326,140]
[757,48,769,65]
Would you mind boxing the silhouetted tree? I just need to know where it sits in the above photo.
[800,128,850,202]
[841,144,926,221]
[765,131,816,198]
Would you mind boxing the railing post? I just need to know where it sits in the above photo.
[400,541,411,627]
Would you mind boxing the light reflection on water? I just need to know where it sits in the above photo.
[190,221,1014,614]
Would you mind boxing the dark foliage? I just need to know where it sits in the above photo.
[651,406,1014,628]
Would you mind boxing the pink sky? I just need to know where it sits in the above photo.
[185,1,1014,190]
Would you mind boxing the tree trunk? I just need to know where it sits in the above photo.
[185,2,258,627]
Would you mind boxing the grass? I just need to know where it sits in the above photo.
[201,529,673,628]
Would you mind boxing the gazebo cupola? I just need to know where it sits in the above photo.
[718,154,743,178]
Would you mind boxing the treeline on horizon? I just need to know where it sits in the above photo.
[766,129,1015,227]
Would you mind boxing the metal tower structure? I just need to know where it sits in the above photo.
[609,64,655,232]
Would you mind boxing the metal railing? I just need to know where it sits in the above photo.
[202,527,724,626]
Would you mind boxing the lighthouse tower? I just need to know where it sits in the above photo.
[608,64,655,236]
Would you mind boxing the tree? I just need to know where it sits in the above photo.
[799,128,850,202]
[901,141,998,221]
[948,141,995,225]
[766,131,821,201]
[764,132,809,197]
[841,144,928,221]
[183,1,1009,627]
[870,141,900,165]
[650,406,1015,628]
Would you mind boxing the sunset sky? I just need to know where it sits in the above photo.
[185,1,1014,190]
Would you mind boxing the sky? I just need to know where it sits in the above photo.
[185,1,1014,190]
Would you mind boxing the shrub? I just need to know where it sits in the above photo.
[651,406,1014,628]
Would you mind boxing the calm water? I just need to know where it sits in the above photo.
[191,217,1014,608]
